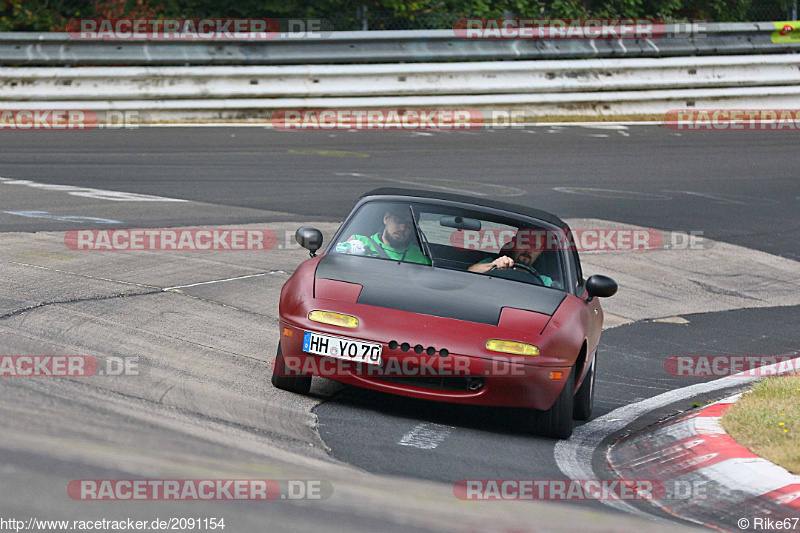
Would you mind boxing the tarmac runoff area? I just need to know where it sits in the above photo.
[1,215,799,530]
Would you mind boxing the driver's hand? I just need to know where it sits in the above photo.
[492,255,514,269]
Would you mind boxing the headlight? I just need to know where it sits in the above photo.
[308,310,359,328]
[485,339,539,356]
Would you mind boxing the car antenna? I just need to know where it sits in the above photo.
[409,205,435,267]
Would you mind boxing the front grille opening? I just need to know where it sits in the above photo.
[388,340,448,357]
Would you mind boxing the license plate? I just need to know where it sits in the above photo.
[303,331,382,365]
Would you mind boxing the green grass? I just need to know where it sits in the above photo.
[721,374,800,474]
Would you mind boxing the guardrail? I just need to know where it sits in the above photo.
[2,54,799,121]
[0,22,797,66]
[3,55,800,100]
[2,23,799,121]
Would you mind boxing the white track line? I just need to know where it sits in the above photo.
[335,172,526,197]
[164,271,285,291]
[576,124,630,130]
[662,190,748,205]
[554,356,800,519]
[0,176,187,202]
[398,423,454,450]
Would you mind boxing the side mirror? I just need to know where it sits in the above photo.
[296,227,324,257]
[585,275,617,299]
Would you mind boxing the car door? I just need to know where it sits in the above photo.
[571,247,603,356]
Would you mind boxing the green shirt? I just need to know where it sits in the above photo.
[336,232,431,265]
[478,257,553,287]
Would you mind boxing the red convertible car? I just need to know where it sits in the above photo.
[272,188,617,438]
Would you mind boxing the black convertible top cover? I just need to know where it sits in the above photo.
[359,187,570,231]
[316,254,567,325]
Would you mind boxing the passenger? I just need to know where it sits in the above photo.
[335,205,431,265]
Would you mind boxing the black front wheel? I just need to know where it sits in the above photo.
[271,342,312,394]
[530,366,574,439]
[573,354,595,421]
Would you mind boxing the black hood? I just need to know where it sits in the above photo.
[315,254,566,326]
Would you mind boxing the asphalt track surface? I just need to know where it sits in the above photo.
[1,126,799,531]
[1,126,799,259]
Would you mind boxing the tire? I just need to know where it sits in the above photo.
[531,366,574,439]
[573,354,596,421]
[271,342,312,394]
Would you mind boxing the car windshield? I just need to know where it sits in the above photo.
[330,200,565,290]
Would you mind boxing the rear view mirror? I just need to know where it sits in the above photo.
[296,227,324,257]
[586,275,618,299]
[440,215,481,231]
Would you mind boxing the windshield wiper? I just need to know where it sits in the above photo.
[409,205,435,267]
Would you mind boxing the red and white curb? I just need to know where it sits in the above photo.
[607,393,800,532]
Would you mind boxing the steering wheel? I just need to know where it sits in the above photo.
[488,263,545,286]
[511,263,546,285]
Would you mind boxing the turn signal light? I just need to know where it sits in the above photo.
[485,339,539,356]
[308,310,359,328]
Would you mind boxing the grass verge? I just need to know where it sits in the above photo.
[720,374,800,475]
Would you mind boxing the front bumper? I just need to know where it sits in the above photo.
[277,322,569,410]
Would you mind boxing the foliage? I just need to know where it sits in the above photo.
[0,0,792,31]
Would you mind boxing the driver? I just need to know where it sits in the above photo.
[335,205,431,265]
[468,237,553,287]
